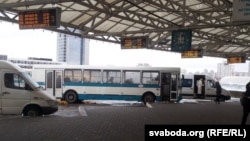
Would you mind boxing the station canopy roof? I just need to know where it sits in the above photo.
[1,0,250,59]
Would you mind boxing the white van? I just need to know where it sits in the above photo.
[180,74,231,101]
[0,60,58,116]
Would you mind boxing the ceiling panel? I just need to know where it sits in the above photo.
[1,0,249,59]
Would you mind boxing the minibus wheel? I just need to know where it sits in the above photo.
[64,91,78,103]
[142,93,155,104]
[23,105,42,117]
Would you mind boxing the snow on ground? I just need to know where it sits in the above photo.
[82,97,240,106]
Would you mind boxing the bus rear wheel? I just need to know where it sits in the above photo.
[64,91,78,103]
[142,93,155,104]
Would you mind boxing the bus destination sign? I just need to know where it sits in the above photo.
[19,8,61,29]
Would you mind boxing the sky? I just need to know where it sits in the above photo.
[0,21,248,73]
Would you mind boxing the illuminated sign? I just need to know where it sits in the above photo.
[121,36,149,49]
[227,56,245,64]
[181,49,203,58]
[19,8,61,29]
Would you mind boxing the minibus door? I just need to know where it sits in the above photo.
[45,70,62,99]
[194,75,205,99]
[1,70,31,114]
[160,73,171,101]
[205,79,216,98]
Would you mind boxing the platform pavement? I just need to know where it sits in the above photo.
[0,99,246,141]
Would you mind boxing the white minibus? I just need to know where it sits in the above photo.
[181,74,231,101]
[0,60,58,116]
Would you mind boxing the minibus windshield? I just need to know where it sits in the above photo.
[21,72,40,88]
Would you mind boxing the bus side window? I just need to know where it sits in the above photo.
[142,71,159,84]
[82,77,86,82]
[103,70,121,84]
[64,77,71,82]
[64,69,81,82]
[56,75,61,88]
[108,77,114,83]
[123,71,140,84]
[83,70,91,83]
[125,78,133,84]
[84,70,101,83]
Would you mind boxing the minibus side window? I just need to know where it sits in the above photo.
[181,79,192,87]
[4,73,32,90]
[207,80,215,88]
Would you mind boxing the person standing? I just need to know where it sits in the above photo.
[215,81,222,104]
[197,78,203,95]
[241,82,250,125]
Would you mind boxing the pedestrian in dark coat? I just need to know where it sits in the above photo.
[215,81,222,104]
[241,82,250,125]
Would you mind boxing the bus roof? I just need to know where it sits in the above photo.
[32,64,180,72]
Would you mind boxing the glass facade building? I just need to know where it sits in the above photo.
[56,34,89,65]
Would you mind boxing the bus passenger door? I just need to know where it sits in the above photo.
[160,73,171,101]
[46,70,62,99]
[170,74,178,101]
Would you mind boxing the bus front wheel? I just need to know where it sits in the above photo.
[64,91,78,103]
[142,93,155,105]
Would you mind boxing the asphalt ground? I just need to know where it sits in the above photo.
[0,98,247,141]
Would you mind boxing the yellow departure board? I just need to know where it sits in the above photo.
[19,8,61,29]
[121,36,149,49]
[181,49,203,58]
[227,56,245,64]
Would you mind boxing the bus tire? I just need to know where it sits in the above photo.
[142,93,155,105]
[23,105,42,117]
[64,91,78,103]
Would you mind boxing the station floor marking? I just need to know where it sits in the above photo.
[146,102,152,108]
[78,106,88,116]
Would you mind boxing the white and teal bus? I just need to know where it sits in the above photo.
[31,65,181,104]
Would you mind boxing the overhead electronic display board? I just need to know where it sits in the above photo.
[121,36,149,49]
[181,49,203,58]
[171,29,192,52]
[19,8,61,29]
[227,56,245,64]
[232,0,250,22]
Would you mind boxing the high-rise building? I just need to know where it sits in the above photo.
[248,61,250,74]
[216,61,234,79]
[56,34,89,65]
